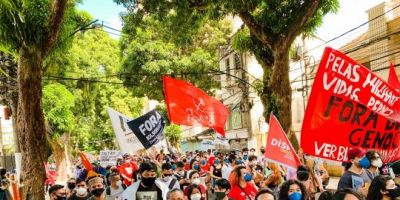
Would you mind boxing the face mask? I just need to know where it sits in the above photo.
[387,187,400,198]
[76,187,87,196]
[55,196,67,200]
[116,180,122,186]
[215,192,226,200]
[243,155,248,160]
[214,160,220,165]
[201,160,206,165]
[194,164,200,170]
[372,159,383,168]
[163,175,172,182]
[260,149,265,154]
[141,177,156,187]
[289,192,302,200]
[237,160,243,165]
[244,173,252,182]
[176,171,184,176]
[224,159,230,164]
[190,193,202,200]
[90,188,104,197]
[67,182,76,190]
[171,164,177,170]
[192,178,201,185]
[358,157,371,169]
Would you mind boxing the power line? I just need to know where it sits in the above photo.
[305,3,400,54]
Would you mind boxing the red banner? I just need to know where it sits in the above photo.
[388,63,400,92]
[163,76,229,136]
[265,113,301,168]
[301,47,400,163]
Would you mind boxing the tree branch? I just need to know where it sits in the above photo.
[284,0,321,46]
[41,0,69,56]
[238,11,273,50]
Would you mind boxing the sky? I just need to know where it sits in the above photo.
[79,0,387,42]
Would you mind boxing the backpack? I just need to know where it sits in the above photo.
[168,178,178,190]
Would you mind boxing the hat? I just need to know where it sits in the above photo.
[347,147,366,160]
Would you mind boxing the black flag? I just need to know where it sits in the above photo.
[127,109,165,149]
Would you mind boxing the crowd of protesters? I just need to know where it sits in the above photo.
[41,147,400,200]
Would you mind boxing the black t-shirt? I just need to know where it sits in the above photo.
[136,183,163,200]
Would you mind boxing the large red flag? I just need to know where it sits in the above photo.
[388,63,400,92]
[79,152,93,171]
[301,47,400,163]
[163,76,229,136]
[264,113,301,169]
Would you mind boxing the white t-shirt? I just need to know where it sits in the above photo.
[105,185,125,200]
[222,164,233,179]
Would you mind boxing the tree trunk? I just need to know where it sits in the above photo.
[11,95,20,153]
[17,46,46,200]
[47,135,67,183]
[269,45,299,150]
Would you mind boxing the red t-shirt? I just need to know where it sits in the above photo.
[184,163,191,171]
[228,183,258,200]
[118,162,138,186]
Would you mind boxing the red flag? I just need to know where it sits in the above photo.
[79,152,93,171]
[388,63,400,91]
[264,113,301,169]
[301,47,400,163]
[163,76,229,136]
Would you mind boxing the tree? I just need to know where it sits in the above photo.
[119,16,231,100]
[43,83,75,182]
[46,30,144,153]
[165,124,182,151]
[0,0,80,197]
[115,0,339,148]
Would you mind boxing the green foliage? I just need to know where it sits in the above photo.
[119,17,230,100]
[165,124,182,148]
[44,30,144,153]
[0,0,86,54]
[43,83,75,136]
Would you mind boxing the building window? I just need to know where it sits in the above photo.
[234,53,241,70]
[226,106,243,131]
[226,58,231,80]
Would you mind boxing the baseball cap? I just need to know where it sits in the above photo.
[347,147,366,160]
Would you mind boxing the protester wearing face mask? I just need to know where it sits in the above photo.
[188,159,202,179]
[221,157,233,180]
[68,178,90,200]
[174,161,190,190]
[228,166,258,200]
[184,171,207,199]
[66,178,76,198]
[242,148,249,162]
[105,173,126,200]
[215,178,233,200]
[187,184,204,200]
[337,147,370,197]
[210,158,223,190]
[118,154,138,187]
[159,163,180,190]
[365,150,382,182]
[87,175,106,200]
[278,180,306,200]
[367,175,400,200]
[122,161,169,200]
[49,184,67,200]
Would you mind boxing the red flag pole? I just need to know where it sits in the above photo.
[162,76,173,124]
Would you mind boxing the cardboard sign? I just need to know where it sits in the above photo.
[301,47,400,163]
[107,107,144,153]
[99,150,119,167]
